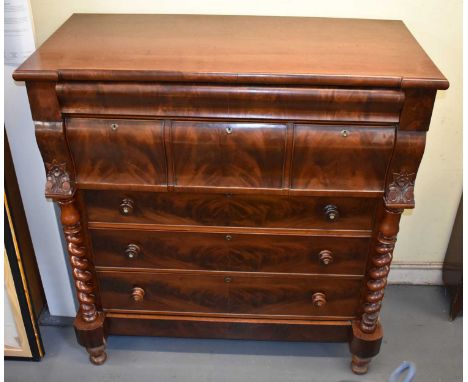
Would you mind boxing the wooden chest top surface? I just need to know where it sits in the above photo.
[14,14,448,89]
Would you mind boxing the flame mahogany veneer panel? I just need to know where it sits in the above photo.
[170,121,286,189]
[84,190,377,231]
[97,270,362,319]
[292,125,396,192]
[56,83,404,123]
[66,118,167,187]
[91,228,370,275]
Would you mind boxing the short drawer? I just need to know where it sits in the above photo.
[97,270,362,319]
[91,229,369,275]
[99,271,229,314]
[85,191,377,231]
[170,121,287,189]
[292,124,395,192]
[66,118,166,187]
[228,274,361,318]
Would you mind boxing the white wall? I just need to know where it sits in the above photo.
[14,0,461,315]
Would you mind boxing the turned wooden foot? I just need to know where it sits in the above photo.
[74,311,108,365]
[349,320,383,375]
[86,344,107,365]
[351,355,371,375]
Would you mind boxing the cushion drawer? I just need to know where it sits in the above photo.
[91,229,369,275]
[292,124,395,192]
[97,270,362,319]
[85,191,377,231]
[170,121,287,189]
[66,118,166,187]
[66,116,394,194]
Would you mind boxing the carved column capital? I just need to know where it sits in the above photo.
[384,171,415,208]
[45,160,75,198]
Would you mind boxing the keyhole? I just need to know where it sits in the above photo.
[226,127,233,134]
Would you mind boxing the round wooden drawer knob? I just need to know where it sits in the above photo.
[312,292,327,308]
[120,198,134,216]
[323,204,340,221]
[125,244,141,259]
[131,287,145,302]
[319,250,333,266]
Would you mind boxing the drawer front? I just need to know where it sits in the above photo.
[91,229,369,275]
[57,83,403,124]
[98,271,361,318]
[85,191,377,231]
[228,274,361,317]
[98,271,229,314]
[292,124,395,192]
[66,118,166,186]
[171,121,287,189]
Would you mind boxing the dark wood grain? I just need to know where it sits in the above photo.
[171,121,286,189]
[25,81,76,199]
[292,125,395,192]
[66,118,167,187]
[15,13,448,371]
[91,228,369,275]
[25,81,61,121]
[98,271,229,314]
[349,321,383,374]
[56,82,403,123]
[399,89,437,131]
[85,190,377,231]
[360,201,402,333]
[384,131,426,209]
[97,270,361,319]
[227,274,361,318]
[107,313,352,342]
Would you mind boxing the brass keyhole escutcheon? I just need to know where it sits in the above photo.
[226,126,233,134]
[224,276,232,283]
[111,123,119,131]
[341,129,349,137]
[225,234,232,241]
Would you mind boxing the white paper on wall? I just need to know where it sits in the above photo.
[4,0,35,66]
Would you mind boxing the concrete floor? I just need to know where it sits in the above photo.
[5,285,462,382]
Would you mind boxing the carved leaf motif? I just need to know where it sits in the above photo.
[45,160,74,196]
[385,171,415,205]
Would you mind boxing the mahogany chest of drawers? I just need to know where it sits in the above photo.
[14,14,448,374]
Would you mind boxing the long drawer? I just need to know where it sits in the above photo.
[97,270,362,319]
[91,229,369,275]
[85,191,377,231]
